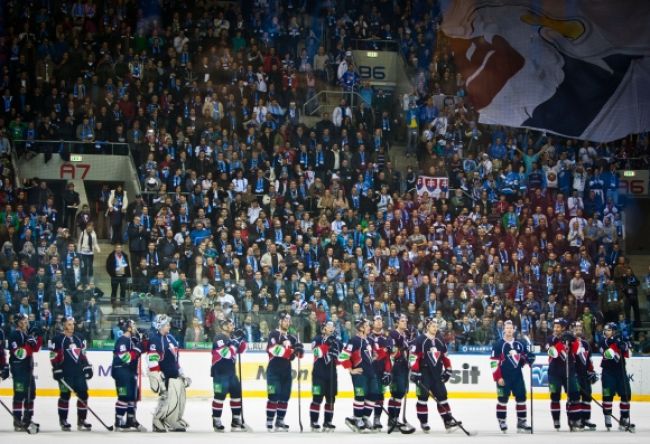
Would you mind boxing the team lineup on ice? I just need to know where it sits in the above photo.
[0,312,647,441]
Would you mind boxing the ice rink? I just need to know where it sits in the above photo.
[0,397,647,443]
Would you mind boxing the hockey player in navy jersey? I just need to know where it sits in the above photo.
[368,315,393,431]
[0,328,7,381]
[599,322,635,432]
[265,311,304,432]
[309,320,341,432]
[387,314,414,432]
[111,318,147,431]
[148,314,191,432]
[50,317,94,431]
[210,318,248,432]
[339,318,376,433]
[572,321,598,431]
[489,320,534,433]
[409,318,460,433]
[8,314,42,432]
[546,318,581,431]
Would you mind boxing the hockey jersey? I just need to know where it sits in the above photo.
[267,329,302,371]
[211,333,246,376]
[574,337,594,377]
[389,328,411,369]
[339,335,375,376]
[9,329,42,372]
[148,332,181,379]
[368,330,393,375]
[545,334,576,376]
[599,336,630,372]
[409,333,451,376]
[112,334,142,373]
[49,333,90,377]
[312,334,341,378]
[490,338,530,382]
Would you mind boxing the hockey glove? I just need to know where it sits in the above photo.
[233,329,246,341]
[561,332,576,343]
[83,365,94,380]
[181,375,192,388]
[294,343,305,358]
[526,352,536,365]
[382,371,392,386]
[441,368,452,383]
[588,371,599,385]
[28,324,44,337]
[53,367,64,381]
[1,364,8,380]
[409,372,422,384]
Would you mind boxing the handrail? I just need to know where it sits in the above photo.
[302,90,374,119]
[349,38,400,52]
[12,139,130,156]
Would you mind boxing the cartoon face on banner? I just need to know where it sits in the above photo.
[441,0,650,141]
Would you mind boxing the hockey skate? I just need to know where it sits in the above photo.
[498,419,508,433]
[266,419,274,432]
[388,417,416,434]
[444,418,462,433]
[231,415,250,432]
[569,420,584,432]
[420,422,431,433]
[582,420,597,431]
[213,417,225,432]
[60,420,72,432]
[78,420,92,431]
[553,419,561,431]
[372,416,382,432]
[619,417,636,433]
[274,418,289,432]
[127,415,147,432]
[322,422,336,432]
[167,421,187,432]
[604,415,612,431]
[310,422,321,432]
[517,419,532,434]
[14,419,39,434]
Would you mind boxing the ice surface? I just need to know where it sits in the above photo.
[0,397,647,442]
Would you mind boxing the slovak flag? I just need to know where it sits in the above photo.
[441,0,650,142]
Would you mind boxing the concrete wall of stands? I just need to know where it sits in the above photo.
[1,351,648,401]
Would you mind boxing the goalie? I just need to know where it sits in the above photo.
[147,314,191,432]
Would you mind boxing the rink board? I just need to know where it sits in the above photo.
[1,351,648,401]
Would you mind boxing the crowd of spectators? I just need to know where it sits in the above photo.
[0,1,649,354]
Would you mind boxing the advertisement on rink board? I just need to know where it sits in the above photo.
[1,350,648,401]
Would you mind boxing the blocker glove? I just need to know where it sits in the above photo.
[83,365,94,380]
[441,368,452,383]
[409,371,422,384]
[382,371,392,386]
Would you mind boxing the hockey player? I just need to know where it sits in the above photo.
[0,328,7,381]
[387,314,414,431]
[211,318,248,432]
[112,318,147,431]
[599,322,635,431]
[9,314,41,432]
[339,318,376,433]
[572,321,598,430]
[148,314,191,432]
[409,318,460,433]
[368,315,393,431]
[310,320,341,432]
[489,320,534,433]
[265,311,304,432]
[50,316,94,431]
[546,318,581,431]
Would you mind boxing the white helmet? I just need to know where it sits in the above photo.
[153,314,171,331]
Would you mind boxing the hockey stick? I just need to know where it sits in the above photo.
[60,378,114,431]
[414,380,475,436]
[381,402,415,434]
[522,334,534,434]
[0,398,38,434]
[575,381,632,432]
[620,354,635,433]
[296,335,303,433]
[237,350,253,431]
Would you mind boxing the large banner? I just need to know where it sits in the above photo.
[441,0,650,142]
[416,175,449,199]
[2,351,648,401]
